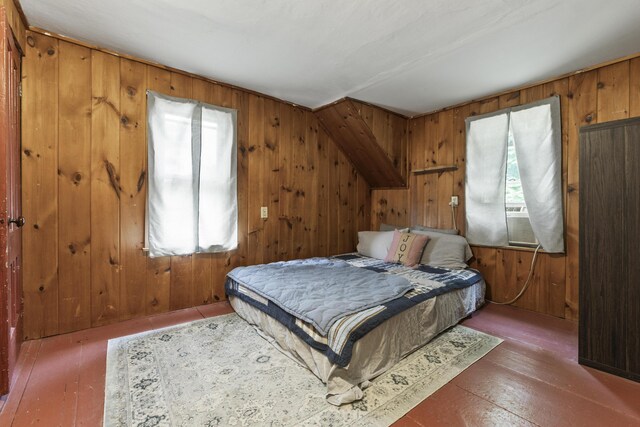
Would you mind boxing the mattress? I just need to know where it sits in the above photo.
[228,255,485,405]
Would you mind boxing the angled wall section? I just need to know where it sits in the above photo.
[315,98,407,188]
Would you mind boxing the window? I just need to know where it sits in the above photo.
[146,91,237,257]
[465,96,564,253]
[505,132,537,247]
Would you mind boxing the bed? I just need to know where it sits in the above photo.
[225,251,485,405]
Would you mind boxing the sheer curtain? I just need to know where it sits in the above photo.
[465,112,510,247]
[146,91,237,257]
[465,96,564,253]
[510,97,564,253]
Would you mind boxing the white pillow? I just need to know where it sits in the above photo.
[357,229,408,260]
[410,229,473,269]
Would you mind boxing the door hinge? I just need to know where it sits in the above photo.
[18,82,22,97]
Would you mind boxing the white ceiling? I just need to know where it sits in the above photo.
[21,0,640,115]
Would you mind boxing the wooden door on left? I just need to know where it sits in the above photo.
[0,9,23,396]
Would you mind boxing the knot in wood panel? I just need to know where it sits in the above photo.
[104,160,122,199]
[279,216,293,230]
[137,170,146,193]
[93,96,123,118]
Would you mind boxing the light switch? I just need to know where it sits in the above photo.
[450,196,459,207]
[260,206,268,219]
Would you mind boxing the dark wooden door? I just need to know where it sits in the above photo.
[0,10,23,396]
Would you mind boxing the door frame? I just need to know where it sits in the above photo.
[0,7,23,396]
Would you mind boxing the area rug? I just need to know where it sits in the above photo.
[104,313,501,426]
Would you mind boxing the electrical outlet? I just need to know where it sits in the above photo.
[450,196,459,207]
[260,206,268,219]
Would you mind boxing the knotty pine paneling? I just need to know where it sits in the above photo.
[371,188,410,230]
[597,62,630,122]
[352,100,408,182]
[118,58,147,321]
[315,100,405,188]
[90,50,121,327]
[374,58,640,321]
[21,32,370,339]
[57,41,91,333]
[565,70,597,319]
[408,116,426,227]
[1,0,26,52]
[22,32,59,338]
[452,104,469,235]
[631,58,640,116]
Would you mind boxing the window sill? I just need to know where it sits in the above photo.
[469,243,564,255]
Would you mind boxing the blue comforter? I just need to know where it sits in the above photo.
[226,257,413,336]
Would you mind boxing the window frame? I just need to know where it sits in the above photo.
[145,90,238,258]
[464,96,564,253]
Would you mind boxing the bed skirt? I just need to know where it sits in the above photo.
[229,279,485,405]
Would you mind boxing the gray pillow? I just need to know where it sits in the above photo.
[379,223,408,232]
[410,229,474,269]
[357,229,409,260]
[411,224,459,235]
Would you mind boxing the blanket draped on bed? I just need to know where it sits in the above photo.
[226,258,413,336]
[226,254,484,367]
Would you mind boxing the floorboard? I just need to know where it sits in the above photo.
[452,359,638,426]
[1,301,639,426]
[0,340,40,425]
[11,334,81,426]
[405,384,534,427]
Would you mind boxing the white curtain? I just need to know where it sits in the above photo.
[465,113,510,247]
[147,91,237,257]
[465,97,564,252]
[510,97,564,252]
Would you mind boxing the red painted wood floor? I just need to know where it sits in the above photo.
[1,302,639,426]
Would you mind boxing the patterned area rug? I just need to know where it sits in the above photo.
[104,313,501,426]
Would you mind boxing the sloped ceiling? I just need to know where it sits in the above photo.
[21,0,640,115]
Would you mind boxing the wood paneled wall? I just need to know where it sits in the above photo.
[372,57,640,321]
[21,31,371,339]
[314,99,407,188]
[0,0,25,50]
[351,100,409,183]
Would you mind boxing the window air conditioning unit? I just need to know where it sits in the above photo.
[506,203,538,246]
